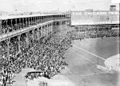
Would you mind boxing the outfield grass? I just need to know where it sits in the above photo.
[63,37,119,86]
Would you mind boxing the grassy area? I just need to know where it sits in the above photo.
[63,37,119,86]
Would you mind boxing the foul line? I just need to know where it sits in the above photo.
[73,44,106,61]
[70,50,97,64]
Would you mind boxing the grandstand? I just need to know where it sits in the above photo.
[0,10,119,86]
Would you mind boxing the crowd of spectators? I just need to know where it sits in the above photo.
[67,27,119,40]
[0,25,72,86]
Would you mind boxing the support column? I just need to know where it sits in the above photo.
[0,20,2,34]
[41,26,44,37]
[32,29,35,57]
[51,23,53,34]
[32,29,35,42]
[21,18,24,28]
[30,17,32,25]
[25,18,28,27]
[15,19,18,30]
[37,28,39,41]
[22,18,24,28]
[19,18,21,29]
[46,25,48,36]
[26,32,29,47]
[5,20,8,33]
[34,17,35,24]
[28,18,30,27]
[38,27,41,40]
[47,24,49,35]
[7,38,10,60]
[11,19,13,32]
[18,35,21,53]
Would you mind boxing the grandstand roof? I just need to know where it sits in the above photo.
[0,13,66,20]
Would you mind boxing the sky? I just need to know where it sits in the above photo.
[0,0,117,12]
